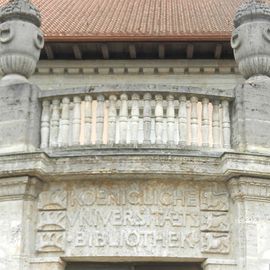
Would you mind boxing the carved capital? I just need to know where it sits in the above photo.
[228,177,270,202]
[0,176,43,201]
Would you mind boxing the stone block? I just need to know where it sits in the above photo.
[143,67,155,74]
[231,76,270,153]
[67,68,80,74]
[0,82,41,153]
[30,259,66,270]
[202,259,237,270]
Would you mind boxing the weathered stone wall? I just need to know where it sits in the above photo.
[232,76,270,154]
[0,83,41,153]
[0,177,42,270]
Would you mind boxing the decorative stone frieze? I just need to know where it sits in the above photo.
[33,61,238,76]
[0,176,43,201]
[231,0,270,79]
[228,177,270,202]
[200,212,230,232]
[0,0,44,83]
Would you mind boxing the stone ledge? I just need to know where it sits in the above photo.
[202,259,237,270]
[0,151,269,182]
[39,83,234,99]
[0,176,43,201]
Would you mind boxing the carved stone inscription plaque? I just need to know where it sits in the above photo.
[36,180,231,257]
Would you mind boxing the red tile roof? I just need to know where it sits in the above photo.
[0,0,269,42]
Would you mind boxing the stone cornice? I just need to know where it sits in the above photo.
[39,84,234,100]
[0,151,269,182]
[31,59,240,76]
[0,176,43,201]
[228,177,270,202]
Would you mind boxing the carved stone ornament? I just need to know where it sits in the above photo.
[0,0,41,26]
[0,0,44,83]
[231,0,270,79]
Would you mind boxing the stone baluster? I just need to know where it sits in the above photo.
[178,95,187,146]
[190,96,198,146]
[201,98,210,147]
[96,94,105,144]
[59,97,70,147]
[143,93,152,144]
[40,100,50,149]
[212,100,221,148]
[222,100,231,149]
[68,102,74,146]
[84,95,92,145]
[108,95,117,144]
[131,94,140,144]
[50,99,60,148]
[155,94,164,144]
[72,96,81,146]
[119,94,128,144]
[166,94,175,145]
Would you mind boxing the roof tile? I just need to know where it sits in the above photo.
[0,0,269,41]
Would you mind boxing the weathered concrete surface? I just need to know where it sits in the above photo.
[232,76,270,154]
[0,82,41,153]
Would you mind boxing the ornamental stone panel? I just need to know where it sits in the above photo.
[35,180,231,258]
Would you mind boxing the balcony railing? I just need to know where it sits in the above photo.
[39,84,233,150]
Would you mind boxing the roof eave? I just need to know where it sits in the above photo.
[44,33,232,43]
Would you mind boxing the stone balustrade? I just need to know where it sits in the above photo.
[40,85,233,150]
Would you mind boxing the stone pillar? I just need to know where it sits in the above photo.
[228,177,270,270]
[0,176,43,270]
[231,0,270,153]
[0,0,44,153]
[0,83,41,153]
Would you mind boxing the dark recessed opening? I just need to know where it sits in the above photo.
[66,262,203,270]
[40,41,233,60]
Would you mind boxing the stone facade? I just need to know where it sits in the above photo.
[0,0,270,270]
